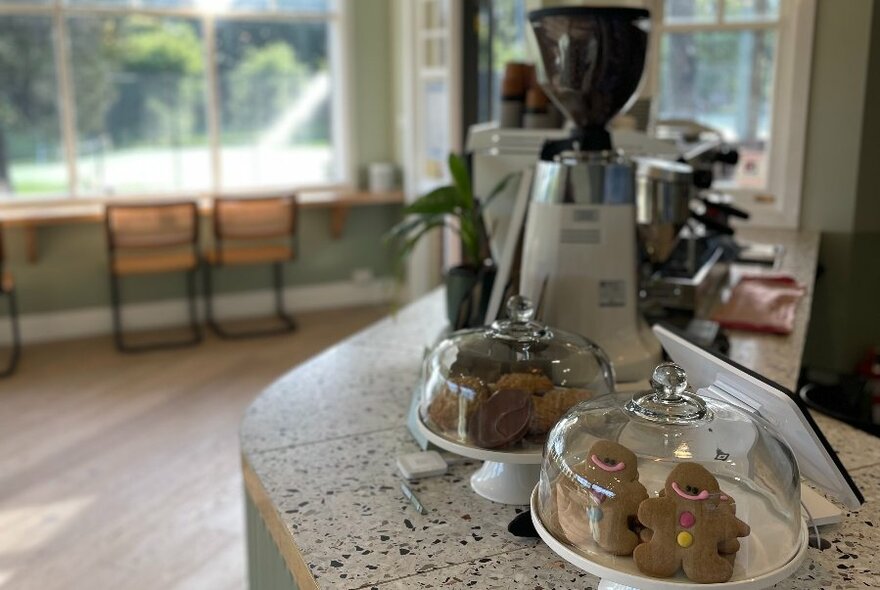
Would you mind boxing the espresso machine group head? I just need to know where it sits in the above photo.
[519,6,661,383]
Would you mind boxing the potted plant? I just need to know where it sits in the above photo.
[386,153,515,329]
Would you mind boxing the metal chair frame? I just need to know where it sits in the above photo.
[0,224,21,377]
[204,196,299,339]
[105,202,202,353]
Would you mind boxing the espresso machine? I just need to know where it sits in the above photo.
[518,6,661,383]
[636,157,749,316]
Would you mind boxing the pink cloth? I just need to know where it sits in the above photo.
[711,275,806,335]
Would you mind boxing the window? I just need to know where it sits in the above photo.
[68,15,211,195]
[467,0,529,126]
[412,0,459,187]
[0,15,66,195]
[652,0,816,227]
[0,0,346,200]
[656,0,780,189]
[488,0,528,122]
[216,19,332,189]
[460,0,814,228]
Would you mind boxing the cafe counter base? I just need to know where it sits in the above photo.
[239,229,880,590]
[244,458,317,590]
[242,419,879,590]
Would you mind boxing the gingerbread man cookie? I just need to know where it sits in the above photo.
[639,489,742,560]
[556,440,648,555]
[634,463,750,583]
[717,493,744,562]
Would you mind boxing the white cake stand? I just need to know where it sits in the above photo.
[416,415,542,505]
[530,487,808,590]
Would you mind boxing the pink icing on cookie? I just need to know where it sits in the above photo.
[671,481,710,501]
[679,511,696,528]
[590,454,626,472]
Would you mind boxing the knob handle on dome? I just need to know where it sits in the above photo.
[491,296,548,343]
[652,362,689,402]
[624,361,710,424]
[506,295,535,323]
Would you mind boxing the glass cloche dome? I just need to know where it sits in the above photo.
[534,361,807,587]
[419,296,615,452]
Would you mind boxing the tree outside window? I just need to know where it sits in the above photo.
[0,1,340,199]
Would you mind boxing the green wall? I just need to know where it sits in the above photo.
[5,207,399,313]
[4,0,401,316]
[352,0,395,183]
[800,0,880,373]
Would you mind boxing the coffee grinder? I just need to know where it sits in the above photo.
[519,6,660,383]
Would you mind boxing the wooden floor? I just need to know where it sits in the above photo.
[0,305,388,590]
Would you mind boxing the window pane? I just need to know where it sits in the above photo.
[422,79,448,181]
[64,0,134,5]
[424,37,448,68]
[226,0,331,12]
[68,15,210,195]
[65,0,333,9]
[490,0,528,121]
[143,0,196,7]
[0,16,67,198]
[65,0,197,6]
[658,30,777,188]
[724,0,779,22]
[423,0,447,29]
[228,0,271,9]
[664,0,718,24]
[276,0,330,11]
[216,20,334,189]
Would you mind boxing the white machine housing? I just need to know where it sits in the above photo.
[467,123,679,263]
[519,153,661,383]
[467,124,679,383]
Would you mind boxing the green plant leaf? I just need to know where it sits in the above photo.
[384,216,422,244]
[482,171,519,210]
[398,217,448,259]
[386,217,441,288]
[458,215,480,266]
[447,153,473,210]
[404,186,460,215]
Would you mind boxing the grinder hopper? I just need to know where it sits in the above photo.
[528,6,650,157]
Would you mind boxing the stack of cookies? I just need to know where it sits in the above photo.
[425,370,594,449]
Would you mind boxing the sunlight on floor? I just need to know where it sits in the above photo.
[0,306,387,589]
[0,496,94,555]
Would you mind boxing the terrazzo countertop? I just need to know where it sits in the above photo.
[241,228,879,589]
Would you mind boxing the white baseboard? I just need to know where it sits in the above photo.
[6,278,395,345]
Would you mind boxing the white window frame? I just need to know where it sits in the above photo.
[400,0,463,296]
[646,0,816,228]
[0,0,354,205]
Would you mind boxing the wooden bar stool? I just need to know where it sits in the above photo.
[105,202,202,352]
[0,223,21,376]
[204,196,298,338]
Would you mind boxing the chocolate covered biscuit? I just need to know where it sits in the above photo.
[467,388,533,449]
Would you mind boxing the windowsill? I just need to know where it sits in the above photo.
[0,187,403,221]
[0,187,405,262]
